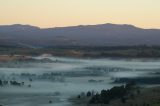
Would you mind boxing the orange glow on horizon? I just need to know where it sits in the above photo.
[0,0,160,28]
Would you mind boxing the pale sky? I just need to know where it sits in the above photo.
[0,0,160,28]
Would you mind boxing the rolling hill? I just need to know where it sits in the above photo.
[0,23,160,47]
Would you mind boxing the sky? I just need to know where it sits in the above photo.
[0,0,160,28]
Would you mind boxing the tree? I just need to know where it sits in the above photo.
[130,93,135,100]
[0,80,2,86]
[49,100,52,103]
[137,89,141,95]
[77,95,81,99]
[89,94,101,104]
[87,91,92,97]
[89,83,135,104]
[121,97,126,104]
[125,81,136,90]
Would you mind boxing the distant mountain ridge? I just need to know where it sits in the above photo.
[0,23,160,47]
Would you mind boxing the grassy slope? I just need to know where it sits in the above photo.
[70,86,160,106]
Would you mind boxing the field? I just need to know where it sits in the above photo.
[1,46,160,58]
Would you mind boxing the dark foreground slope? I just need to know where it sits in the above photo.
[70,86,160,106]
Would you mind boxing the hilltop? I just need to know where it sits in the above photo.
[0,23,160,47]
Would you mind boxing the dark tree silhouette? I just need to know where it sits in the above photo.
[89,82,136,104]
[0,80,2,86]
[87,91,92,97]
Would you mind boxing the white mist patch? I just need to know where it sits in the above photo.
[109,71,149,78]
[0,57,160,106]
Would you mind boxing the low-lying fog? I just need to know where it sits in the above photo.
[0,56,160,106]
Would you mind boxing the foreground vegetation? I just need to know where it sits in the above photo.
[89,81,136,104]
[70,83,160,106]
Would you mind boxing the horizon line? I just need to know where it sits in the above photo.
[0,23,160,30]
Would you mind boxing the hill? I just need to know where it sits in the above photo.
[70,86,160,106]
[0,23,160,47]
